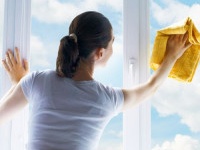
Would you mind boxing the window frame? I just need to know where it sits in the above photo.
[123,0,151,150]
[0,0,31,150]
[0,0,151,149]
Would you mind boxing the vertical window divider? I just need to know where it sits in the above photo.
[0,0,31,149]
[123,0,150,150]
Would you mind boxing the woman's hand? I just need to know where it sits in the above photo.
[122,32,192,111]
[165,32,192,60]
[1,47,29,85]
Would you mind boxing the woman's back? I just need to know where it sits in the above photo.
[20,70,123,150]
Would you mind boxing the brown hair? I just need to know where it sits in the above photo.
[56,11,112,78]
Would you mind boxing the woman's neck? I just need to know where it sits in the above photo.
[72,59,94,81]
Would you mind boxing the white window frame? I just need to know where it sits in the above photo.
[123,0,151,150]
[0,0,150,149]
[0,0,31,150]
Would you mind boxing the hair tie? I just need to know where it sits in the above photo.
[69,33,77,43]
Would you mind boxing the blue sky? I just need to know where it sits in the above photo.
[150,0,200,149]
[1,0,200,150]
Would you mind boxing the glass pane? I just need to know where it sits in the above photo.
[0,0,5,97]
[30,0,123,149]
[151,0,200,149]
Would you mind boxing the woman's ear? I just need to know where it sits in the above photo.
[94,48,105,60]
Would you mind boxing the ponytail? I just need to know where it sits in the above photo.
[56,35,80,78]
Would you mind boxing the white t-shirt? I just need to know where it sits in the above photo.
[20,70,124,150]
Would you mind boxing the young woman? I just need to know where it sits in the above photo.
[0,11,191,149]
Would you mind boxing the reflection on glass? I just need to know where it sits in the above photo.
[151,0,200,149]
[0,0,5,97]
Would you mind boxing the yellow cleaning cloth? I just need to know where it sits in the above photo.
[150,17,200,82]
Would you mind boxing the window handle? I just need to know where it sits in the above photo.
[129,58,138,85]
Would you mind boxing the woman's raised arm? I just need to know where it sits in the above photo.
[122,33,192,111]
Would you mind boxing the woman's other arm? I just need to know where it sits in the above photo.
[0,47,29,125]
[122,33,192,111]
[0,84,28,125]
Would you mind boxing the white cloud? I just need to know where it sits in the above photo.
[98,142,123,150]
[107,129,122,138]
[32,0,80,24]
[151,0,200,133]
[82,0,122,12]
[188,4,200,31]
[151,0,189,26]
[151,0,200,30]
[152,66,200,132]
[32,0,122,24]
[152,134,200,150]
[112,35,123,55]
[30,35,50,68]
[98,129,123,150]
[105,0,122,12]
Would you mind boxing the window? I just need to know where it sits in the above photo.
[2,0,149,150]
[151,0,200,150]
[1,1,124,149]
[3,0,200,150]
[1,0,151,150]
[0,0,31,150]
[0,0,7,149]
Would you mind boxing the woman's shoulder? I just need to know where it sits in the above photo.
[30,69,56,76]
[25,69,57,82]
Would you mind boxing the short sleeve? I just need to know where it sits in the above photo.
[106,86,124,116]
[19,71,38,102]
